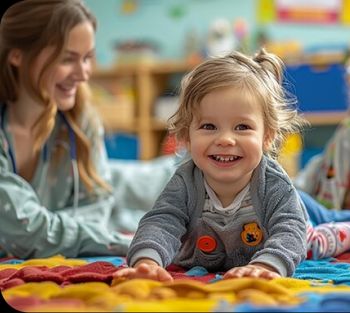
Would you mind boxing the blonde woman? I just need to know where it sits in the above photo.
[0,0,130,258]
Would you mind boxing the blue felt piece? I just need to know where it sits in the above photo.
[185,266,223,283]
[185,266,209,276]
[79,256,126,267]
[209,274,223,283]
[0,259,23,264]
[0,256,126,266]
[294,259,350,285]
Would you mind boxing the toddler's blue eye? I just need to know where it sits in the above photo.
[200,123,216,130]
[236,124,250,131]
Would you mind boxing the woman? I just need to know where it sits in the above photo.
[0,0,131,258]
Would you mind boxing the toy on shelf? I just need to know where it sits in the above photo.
[233,18,249,52]
[113,40,160,65]
[90,80,135,131]
[205,18,237,57]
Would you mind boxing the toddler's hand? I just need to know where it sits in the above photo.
[113,260,173,282]
[223,263,281,280]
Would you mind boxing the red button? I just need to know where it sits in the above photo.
[197,235,217,253]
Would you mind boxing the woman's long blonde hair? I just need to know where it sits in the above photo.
[0,0,110,193]
[169,49,308,159]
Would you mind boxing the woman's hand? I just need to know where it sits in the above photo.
[113,259,173,282]
[223,263,281,280]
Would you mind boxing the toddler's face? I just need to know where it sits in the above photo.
[187,86,269,199]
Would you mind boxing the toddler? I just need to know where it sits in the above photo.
[114,50,350,282]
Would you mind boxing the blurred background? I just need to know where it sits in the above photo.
[84,0,350,177]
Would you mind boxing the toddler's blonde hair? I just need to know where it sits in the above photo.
[169,49,307,158]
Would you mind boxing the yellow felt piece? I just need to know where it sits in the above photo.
[163,279,211,298]
[14,301,110,313]
[2,278,301,312]
[112,278,163,299]
[204,278,300,305]
[51,282,111,301]
[112,278,236,305]
[0,255,87,270]
[237,288,279,306]
[4,282,130,312]
[33,307,108,312]
[206,277,290,294]
[87,292,133,310]
[118,298,220,312]
[111,277,301,305]
[3,281,62,299]
[53,282,131,311]
[4,276,350,312]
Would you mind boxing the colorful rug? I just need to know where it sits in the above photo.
[1,254,350,312]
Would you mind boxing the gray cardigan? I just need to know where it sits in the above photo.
[127,155,308,277]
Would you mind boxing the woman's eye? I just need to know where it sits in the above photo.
[61,57,75,64]
[83,54,94,63]
[236,124,250,131]
[200,123,216,130]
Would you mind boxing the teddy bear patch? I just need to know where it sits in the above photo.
[241,222,263,246]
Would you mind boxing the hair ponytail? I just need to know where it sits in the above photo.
[253,48,284,84]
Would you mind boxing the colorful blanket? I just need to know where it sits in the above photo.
[1,254,350,312]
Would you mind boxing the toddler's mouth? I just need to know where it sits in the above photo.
[209,155,242,163]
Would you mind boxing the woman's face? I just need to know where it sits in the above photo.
[33,21,95,111]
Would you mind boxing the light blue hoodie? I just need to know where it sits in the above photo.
[0,106,130,258]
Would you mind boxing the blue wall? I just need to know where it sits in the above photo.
[85,0,350,68]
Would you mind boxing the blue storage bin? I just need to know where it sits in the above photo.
[104,133,139,160]
[284,63,348,112]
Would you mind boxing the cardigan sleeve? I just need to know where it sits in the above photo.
[127,171,191,267]
[250,159,308,276]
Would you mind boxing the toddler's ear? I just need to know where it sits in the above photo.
[181,134,190,152]
[263,130,275,152]
[8,49,22,67]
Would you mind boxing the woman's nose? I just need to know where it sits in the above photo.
[73,61,90,81]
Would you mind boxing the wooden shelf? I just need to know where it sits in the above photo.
[91,61,197,160]
[103,122,137,133]
[93,60,198,77]
[302,111,347,125]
